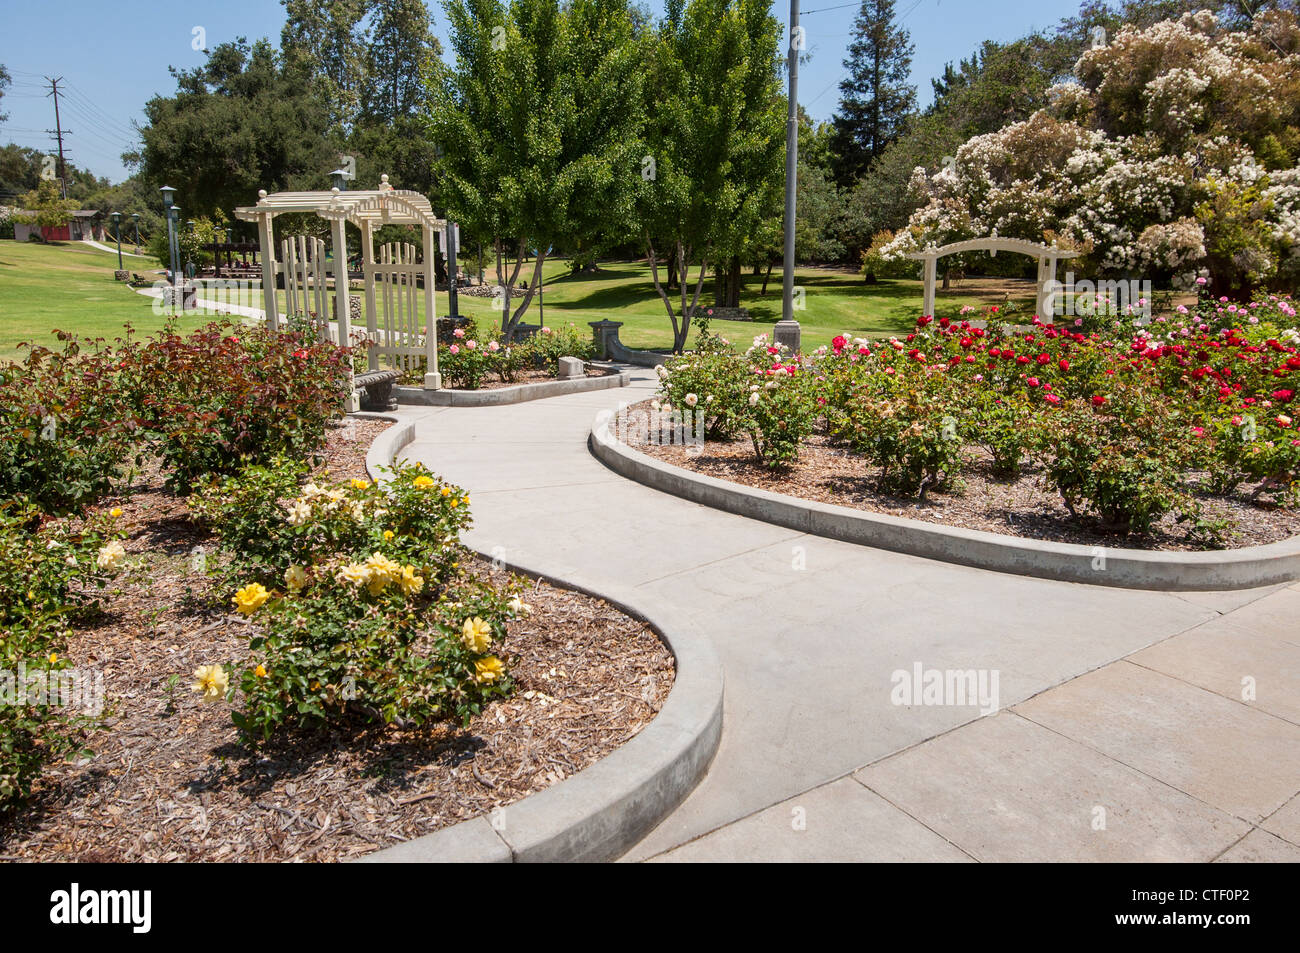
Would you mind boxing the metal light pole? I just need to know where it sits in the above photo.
[131,212,140,249]
[775,0,802,353]
[160,186,178,293]
[447,222,461,321]
[110,211,123,270]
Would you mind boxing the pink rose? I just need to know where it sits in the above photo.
[449,344,460,355]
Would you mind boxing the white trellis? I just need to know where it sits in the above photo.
[281,235,329,341]
[906,237,1081,320]
[234,174,448,395]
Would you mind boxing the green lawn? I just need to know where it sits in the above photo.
[0,240,219,361]
[0,240,1037,361]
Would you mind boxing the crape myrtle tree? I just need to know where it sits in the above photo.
[429,0,645,341]
[638,0,785,351]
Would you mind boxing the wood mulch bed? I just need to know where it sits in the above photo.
[622,400,1300,552]
[0,418,673,862]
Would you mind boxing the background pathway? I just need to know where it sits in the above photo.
[397,368,1300,862]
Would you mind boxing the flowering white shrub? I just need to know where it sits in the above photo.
[884,10,1300,295]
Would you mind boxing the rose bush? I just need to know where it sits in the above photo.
[653,287,1300,538]
[190,461,519,740]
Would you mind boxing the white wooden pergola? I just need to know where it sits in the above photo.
[234,175,447,390]
[906,236,1080,320]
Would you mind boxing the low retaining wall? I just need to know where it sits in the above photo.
[588,413,1300,592]
[396,369,631,407]
[357,416,724,862]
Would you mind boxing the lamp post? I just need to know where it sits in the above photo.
[110,211,123,270]
[131,212,140,250]
[776,0,802,354]
[160,186,178,294]
[330,168,350,192]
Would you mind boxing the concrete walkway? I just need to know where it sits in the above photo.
[397,367,1300,862]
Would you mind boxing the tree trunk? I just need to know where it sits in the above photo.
[760,259,775,296]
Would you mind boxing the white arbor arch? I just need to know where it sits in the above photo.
[905,237,1080,320]
[234,175,448,390]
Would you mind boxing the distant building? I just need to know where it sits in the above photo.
[10,208,106,242]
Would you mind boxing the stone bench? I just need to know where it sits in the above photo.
[356,368,403,412]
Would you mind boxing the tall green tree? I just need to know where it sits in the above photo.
[363,0,442,121]
[281,0,369,131]
[639,0,785,350]
[830,0,916,187]
[129,39,337,218]
[429,0,646,340]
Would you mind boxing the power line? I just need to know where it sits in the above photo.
[63,85,138,139]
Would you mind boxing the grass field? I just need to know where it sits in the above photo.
[0,240,1039,361]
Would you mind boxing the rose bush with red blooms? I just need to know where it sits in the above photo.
[656,287,1300,540]
[118,322,352,491]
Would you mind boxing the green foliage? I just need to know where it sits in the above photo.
[15,180,78,231]
[430,0,647,338]
[830,0,918,186]
[193,460,517,741]
[120,322,352,492]
[637,0,786,350]
[0,502,123,807]
[0,336,134,516]
[132,39,338,218]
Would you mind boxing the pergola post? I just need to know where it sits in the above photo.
[256,206,279,330]
[422,221,441,390]
[331,215,358,412]
[361,219,378,372]
[922,254,938,317]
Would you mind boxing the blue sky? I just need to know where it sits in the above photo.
[0,0,1086,184]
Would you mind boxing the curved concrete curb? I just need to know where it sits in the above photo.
[395,370,630,407]
[356,418,725,862]
[589,414,1300,592]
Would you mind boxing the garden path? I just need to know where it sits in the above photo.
[397,369,1300,862]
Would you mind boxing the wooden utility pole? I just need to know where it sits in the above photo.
[45,76,69,198]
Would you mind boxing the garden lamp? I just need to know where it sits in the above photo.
[131,212,140,247]
[110,211,123,270]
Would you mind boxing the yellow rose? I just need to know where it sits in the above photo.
[338,562,371,587]
[254,664,267,679]
[383,530,395,541]
[47,652,58,665]
[398,565,425,596]
[192,664,229,702]
[461,617,493,653]
[474,656,505,684]
[439,486,453,497]
[96,540,126,571]
[363,552,402,595]
[413,475,435,489]
[284,565,307,594]
[232,583,270,616]
[110,507,123,518]
[350,478,370,490]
